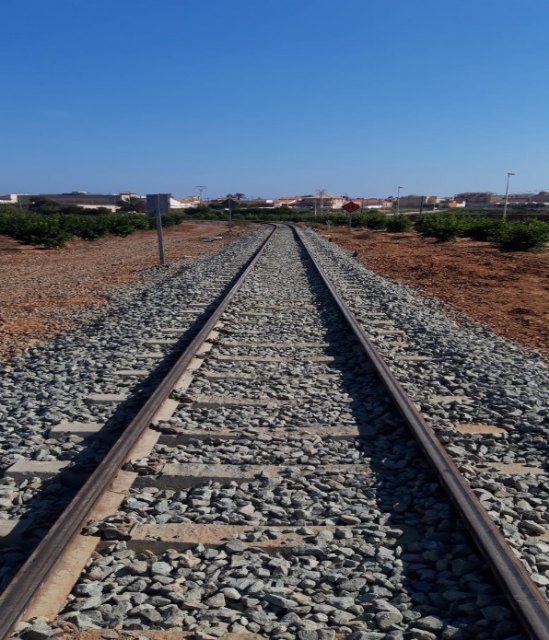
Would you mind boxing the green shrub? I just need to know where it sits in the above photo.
[319,213,348,226]
[0,203,22,215]
[461,217,505,241]
[386,215,412,232]
[59,215,108,239]
[364,212,387,229]
[491,219,549,251]
[417,214,464,241]
[413,214,434,233]
[0,210,154,246]
[110,214,149,235]
[158,213,179,227]
[0,213,71,248]
[28,197,62,215]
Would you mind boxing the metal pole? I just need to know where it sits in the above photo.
[316,189,326,216]
[155,194,166,265]
[228,199,233,230]
[502,172,515,222]
[397,186,403,216]
[195,185,206,205]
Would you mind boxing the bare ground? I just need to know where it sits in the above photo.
[320,228,548,354]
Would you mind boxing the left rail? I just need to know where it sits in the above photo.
[0,224,277,640]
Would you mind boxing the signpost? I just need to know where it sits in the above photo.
[222,198,237,230]
[342,201,360,231]
[146,194,170,265]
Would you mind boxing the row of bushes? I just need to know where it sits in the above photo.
[415,214,549,250]
[0,209,187,248]
[2,204,546,252]
[184,205,549,250]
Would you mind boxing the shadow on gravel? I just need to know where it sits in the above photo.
[297,241,526,639]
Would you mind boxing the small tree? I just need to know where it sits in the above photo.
[417,214,465,241]
[386,215,412,232]
[28,197,62,215]
[491,219,549,251]
[364,212,388,229]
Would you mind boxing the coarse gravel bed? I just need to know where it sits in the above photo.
[0,227,271,589]
[5,225,545,639]
[0,227,268,470]
[55,537,522,640]
[148,435,366,466]
[68,227,530,638]
[299,227,549,595]
[73,415,526,639]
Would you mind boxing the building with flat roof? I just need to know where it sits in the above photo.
[1,192,144,212]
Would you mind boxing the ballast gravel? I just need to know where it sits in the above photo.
[0,227,270,588]
[58,227,528,639]
[5,225,544,639]
[57,538,521,639]
[148,435,366,466]
[299,227,548,596]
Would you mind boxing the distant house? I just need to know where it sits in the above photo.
[297,194,346,209]
[454,192,501,207]
[506,192,549,205]
[446,199,466,209]
[357,197,393,210]
[170,196,201,209]
[397,195,430,209]
[273,197,300,207]
[0,194,21,205]
[12,192,140,211]
[455,192,549,207]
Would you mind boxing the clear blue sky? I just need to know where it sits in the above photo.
[1,0,548,198]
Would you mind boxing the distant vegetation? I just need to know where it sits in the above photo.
[0,199,187,248]
[385,215,412,232]
[184,206,549,252]
[0,199,547,252]
[415,213,549,250]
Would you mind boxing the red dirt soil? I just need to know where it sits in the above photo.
[322,228,548,354]
[0,222,251,360]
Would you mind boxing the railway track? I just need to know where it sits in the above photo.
[0,224,547,639]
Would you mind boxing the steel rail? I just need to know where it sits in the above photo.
[0,224,277,640]
[293,226,549,640]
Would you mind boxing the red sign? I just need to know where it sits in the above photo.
[342,201,360,213]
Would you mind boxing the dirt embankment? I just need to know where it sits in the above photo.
[322,228,548,354]
[0,222,251,360]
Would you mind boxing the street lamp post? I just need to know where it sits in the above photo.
[502,172,515,222]
[396,186,403,215]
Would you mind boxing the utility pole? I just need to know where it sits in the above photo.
[195,185,207,205]
[397,186,403,215]
[502,172,515,221]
